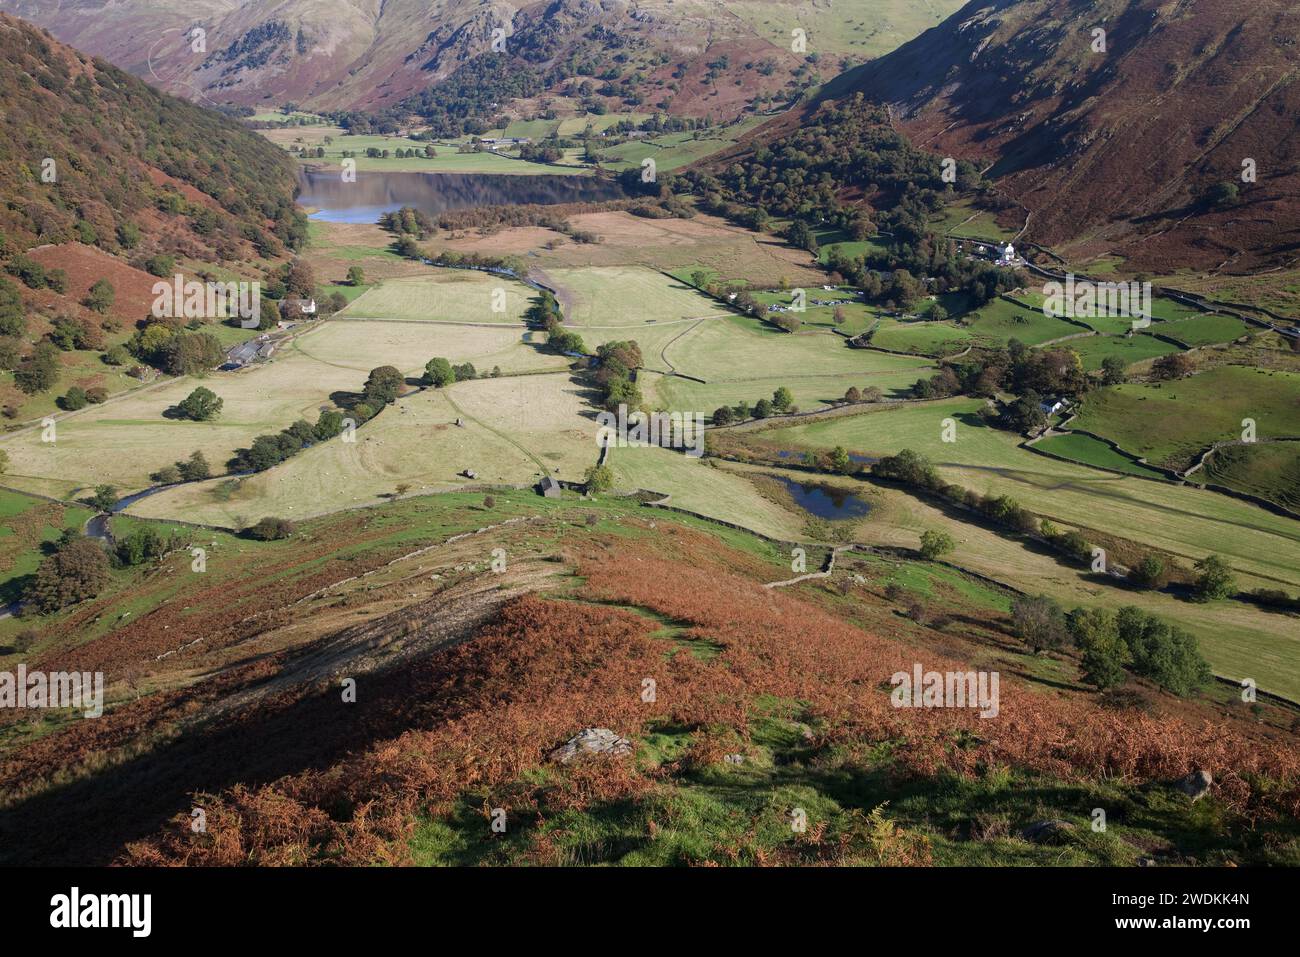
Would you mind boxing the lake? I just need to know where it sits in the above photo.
[297,168,629,223]
[775,476,873,520]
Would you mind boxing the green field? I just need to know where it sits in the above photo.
[964,298,1088,346]
[607,446,805,541]
[869,317,976,355]
[1066,334,1182,371]
[1152,312,1252,347]
[1072,366,1300,469]
[597,116,770,174]
[131,372,598,527]
[340,273,538,324]
[1031,432,1167,479]
[264,126,590,176]
[751,399,1300,592]
[545,266,725,326]
[0,320,567,499]
[1197,442,1300,513]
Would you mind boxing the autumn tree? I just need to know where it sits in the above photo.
[24,536,110,614]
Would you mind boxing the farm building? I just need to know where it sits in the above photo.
[538,476,562,498]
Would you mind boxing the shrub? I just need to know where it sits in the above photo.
[584,464,613,494]
[59,386,89,411]
[919,530,955,560]
[245,517,294,541]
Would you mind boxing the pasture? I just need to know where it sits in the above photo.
[0,320,566,499]
[1071,366,1300,469]
[1198,442,1300,513]
[1031,432,1167,479]
[543,266,724,326]
[339,272,537,325]
[752,398,1300,594]
[130,373,598,527]
[606,446,806,541]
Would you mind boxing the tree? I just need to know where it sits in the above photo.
[284,259,317,299]
[1010,594,1069,653]
[1128,555,1166,590]
[1151,352,1194,380]
[844,386,862,404]
[424,357,455,387]
[0,276,27,337]
[771,386,794,413]
[1116,606,1211,696]
[1078,629,1132,691]
[160,333,224,376]
[346,266,366,286]
[830,446,853,475]
[1100,355,1127,386]
[59,386,89,411]
[1193,554,1236,601]
[89,485,119,512]
[1205,181,1239,208]
[84,279,116,314]
[754,397,773,418]
[363,365,404,405]
[711,405,734,426]
[176,386,223,421]
[14,342,60,395]
[919,530,955,560]
[179,450,212,481]
[584,463,614,494]
[24,537,110,614]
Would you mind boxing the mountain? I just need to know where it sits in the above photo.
[826,0,1300,272]
[0,0,964,119]
[0,13,302,263]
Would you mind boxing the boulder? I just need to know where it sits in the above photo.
[1021,820,1076,845]
[548,728,633,764]
[1175,769,1213,801]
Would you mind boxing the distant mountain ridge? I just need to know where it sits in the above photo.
[825,0,1300,272]
[0,0,963,120]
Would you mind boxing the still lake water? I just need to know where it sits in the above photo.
[775,476,873,519]
[297,168,628,222]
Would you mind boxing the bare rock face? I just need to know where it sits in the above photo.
[1021,820,1075,845]
[1175,769,1213,802]
[548,728,633,764]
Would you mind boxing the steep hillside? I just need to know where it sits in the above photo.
[0,13,304,421]
[0,0,964,119]
[0,13,302,261]
[826,0,1300,273]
